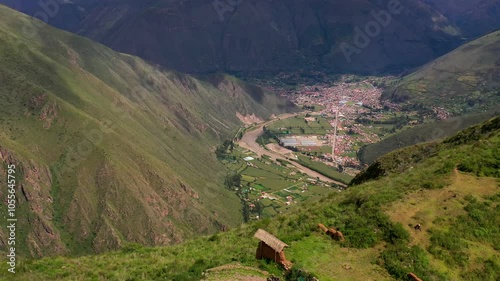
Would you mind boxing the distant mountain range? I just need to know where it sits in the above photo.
[4,0,498,75]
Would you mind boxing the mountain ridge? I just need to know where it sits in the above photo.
[382,30,500,115]
[0,0,470,75]
[0,4,295,257]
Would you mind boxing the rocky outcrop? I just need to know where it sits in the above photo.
[407,272,423,281]
[318,223,344,241]
[0,146,67,257]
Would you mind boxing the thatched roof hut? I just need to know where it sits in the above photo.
[254,229,289,252]
[254,229,291,269]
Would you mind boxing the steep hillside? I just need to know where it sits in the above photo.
[0,5,295,257]
[358,109,500,165]
[0,0,464,75]
[7,117,499,281]
[423,0,500,38]
[383,30,500,116]
[352,116,500,185]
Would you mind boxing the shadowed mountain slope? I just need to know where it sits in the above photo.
[0,0,469,75]
[383,30,500,115]
[423,0,500,38]
[0,4,295,257]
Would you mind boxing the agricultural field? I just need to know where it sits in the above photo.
[296,156,354,184]
[266,115,333,135]
[221,146,340,220]
[262,111,413,162]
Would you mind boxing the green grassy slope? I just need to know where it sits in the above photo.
[383,30,500,115]
[359,110,500,164]
[8,117,498,280]
[0,5,296,258]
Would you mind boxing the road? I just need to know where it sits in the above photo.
[237,113,346,186]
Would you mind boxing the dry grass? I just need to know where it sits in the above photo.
[386,171,499,246]
[385,171,499,279]
[202,264,268,281]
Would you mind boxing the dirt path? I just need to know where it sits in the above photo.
[238,113,346,186]
[202,264,268,281]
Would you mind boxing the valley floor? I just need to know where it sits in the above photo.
[237,113,346,185]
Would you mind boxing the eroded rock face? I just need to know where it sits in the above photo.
[0,147,67,257]
[0,145,211,257]
[1,0,474,74]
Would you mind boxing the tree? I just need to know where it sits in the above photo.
[215,145,227,159]
[254,201,263,216]
[224,173,241,189]
[242,203,250,223]
[216,139,235,159]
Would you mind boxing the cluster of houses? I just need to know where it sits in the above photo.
[271,82,404,168]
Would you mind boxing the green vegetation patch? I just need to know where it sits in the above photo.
[428,193,500,270]
[6,118,500,281]
[296,156,353,184]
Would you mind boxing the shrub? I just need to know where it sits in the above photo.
[381,221,410,245]
[428,229,468,266]
[121,243,144,253]
[380,245,446,281]
[285,267,318,281]
[461,258,500,281]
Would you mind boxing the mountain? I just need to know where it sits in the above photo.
[7,116,499,281]
[0,0,466,75]
[0,4,295,257]
[358,109,500,165]
[422,0,500,38]
[382,30,500,116]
